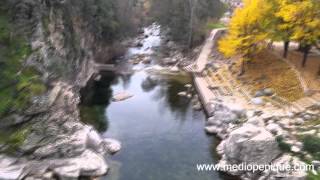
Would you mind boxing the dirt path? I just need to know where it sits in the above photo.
[273,42,320,91]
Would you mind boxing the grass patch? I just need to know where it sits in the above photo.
[206,22,226,30]
[0,126,30,154]
[304,118,320,127]
[233,50,304,101]
[307,171,320,180]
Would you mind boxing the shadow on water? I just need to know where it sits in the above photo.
[79,72,116,132]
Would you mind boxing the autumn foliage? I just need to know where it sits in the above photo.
[219,0,320,74]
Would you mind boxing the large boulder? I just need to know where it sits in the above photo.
[0,155,25,180]
[51,150,108,180]
[218,123,281,175]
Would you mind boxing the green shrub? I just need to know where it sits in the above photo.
[0,8,46,117]
[302,135,320,160]
[307,171,320,180]
[206,22,226,30]
[276,136,292,152]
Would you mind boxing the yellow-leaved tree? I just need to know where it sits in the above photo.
[291,0,320,67]
[218,0,273,75]
[273,0,297,58]
[276,0,320,66]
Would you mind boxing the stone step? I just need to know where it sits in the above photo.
[265,97,283,108]
[311,93,320,100]
[296,98,314,109]
[211,88,221,97]
[304,97,317,106]
[238,87,252,101]
[218,86,233,96]
[311,93,320,102]
[291,102,305,112]
[215,73,225,83]
[224,86,234,96]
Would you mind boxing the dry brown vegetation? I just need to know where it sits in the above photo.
[232,50,304,101]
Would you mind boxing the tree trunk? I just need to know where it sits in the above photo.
[317,65,320,77]
[187,0,196,49]
[283,41,290,58]
[301,45,311,67]
[267,41,274,49]
[239,58,245,76]
[297,43,304,52]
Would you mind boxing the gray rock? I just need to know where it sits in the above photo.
[0,155,24,180]
[251,97,264,105]
[312,160,320,168]
[52,150,108,179]
[101,138,121,154]
[247,117,265,127]
[184,84,192,88]
[266,123,282,135]
[254,90,265,97]
[220,124,281,166]
[205,126,220,134]
[303,114,312,121]
[228,104,246,118]
[263,88,274,96]
[268,155,308,180]
[291,146,301,153]
[177,91,188,97]
[192,103,202,111]
[112,92,133,102]
[294,118,305,125]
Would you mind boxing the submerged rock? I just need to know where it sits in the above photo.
[112,92,134,102]
[178,91,188,97]
[192,102,202,111]
[102,138,121,154]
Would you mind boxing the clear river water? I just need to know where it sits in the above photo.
[79,24,237,180]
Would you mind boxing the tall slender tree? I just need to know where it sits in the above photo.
[218,0,273,75]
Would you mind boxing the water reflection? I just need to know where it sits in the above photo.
[79,72,115,132]
[79,24,239,180]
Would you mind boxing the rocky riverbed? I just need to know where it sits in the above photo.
[203,98,318,179]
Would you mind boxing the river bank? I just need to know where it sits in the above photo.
[193,29,320,179]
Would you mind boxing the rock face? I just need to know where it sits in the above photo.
[0,83,121,180]
[0,0,121,179]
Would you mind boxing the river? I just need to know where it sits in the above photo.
[80,24,236,180]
